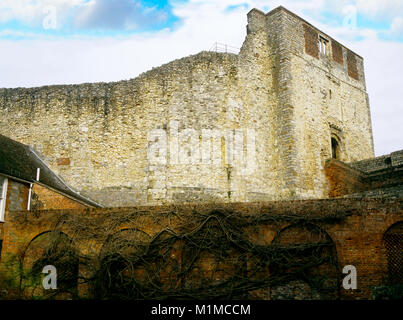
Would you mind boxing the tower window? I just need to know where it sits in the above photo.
[319,36,329,56]
[331,137,340,159]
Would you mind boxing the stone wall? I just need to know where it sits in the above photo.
[324,152,403,199]
[0,7,374,207]
[268,7,374,200]
[349,150,403,173]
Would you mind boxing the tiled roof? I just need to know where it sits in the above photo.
[0,134,101,207]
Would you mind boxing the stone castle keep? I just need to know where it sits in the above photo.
[0,7,375,207]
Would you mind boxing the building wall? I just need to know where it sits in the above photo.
[0,7,374,207]
[266,7,374,199]
[349,150,403,174]
[0,180,85,243]
[0,180,86,272]
[0,15,280,207]
[324,159,369,197]
[30,184,87,210]
[0,179,29,267]
[3,179,87,212]
[0,199,401,299]
[324,151,403,198]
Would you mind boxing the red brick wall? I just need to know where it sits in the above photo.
[347,49,359,80]
[324,159,370,197]
[30,184,87,210]
[303,24,319,59]
[1,199,402,300]
[0,181,85,246]
[332,41,344,65]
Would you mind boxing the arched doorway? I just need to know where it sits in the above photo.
[22,231,79,299]
[269,223,339,300]
[179,216,247,299]
[94,228,152,299]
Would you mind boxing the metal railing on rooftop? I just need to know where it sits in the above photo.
[209,42,240,54]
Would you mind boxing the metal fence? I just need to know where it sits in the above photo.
[384,223,403,284]
[209,42,240,54]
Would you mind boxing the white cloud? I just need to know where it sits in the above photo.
[355,0,403,20]
[390,16,403,36]
[74,0,168,30]
[0,0,401,155]
[318,0,403,21]
[352,39,403,156]
[0,0,84,26]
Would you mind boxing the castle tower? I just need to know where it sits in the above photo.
[0,7,374,206]
[242,7,374,198]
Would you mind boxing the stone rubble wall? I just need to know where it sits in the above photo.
[0,7,375,207]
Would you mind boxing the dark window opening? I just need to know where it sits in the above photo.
[319,36,329,56]
[331,137,340,159]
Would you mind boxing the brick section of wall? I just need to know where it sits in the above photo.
[56,158,70,166]
[324,159,369,197]
[347,50,359,80]
[303,24,319,59]
[30,184,87,210]
[325,156,403,198]
[0,199,402,300]
[332,41,344,65]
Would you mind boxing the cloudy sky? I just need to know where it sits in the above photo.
[0,0,402,156]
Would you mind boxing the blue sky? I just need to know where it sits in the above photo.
[1,0,402,41]
[0,0,402,156]
[0,0,181,38]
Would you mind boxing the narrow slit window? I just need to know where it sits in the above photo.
[319,36,329,56]
[331,137,340,159]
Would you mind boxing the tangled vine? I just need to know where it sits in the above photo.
[19,207,350,300]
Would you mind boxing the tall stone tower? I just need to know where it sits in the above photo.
[0,7,374,206]
[244,7,375,199]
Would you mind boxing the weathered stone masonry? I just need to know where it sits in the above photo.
[0,7,374,207]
